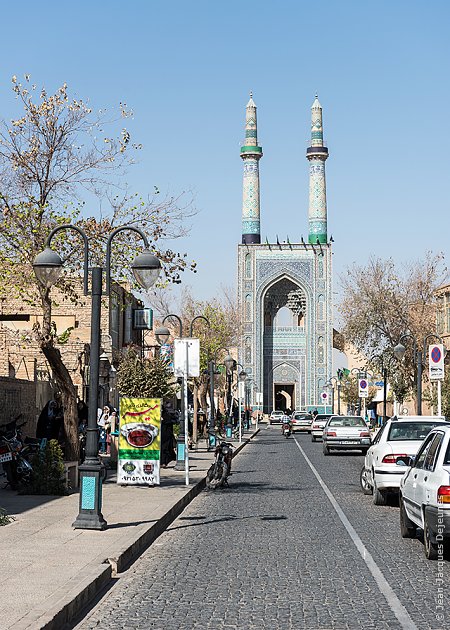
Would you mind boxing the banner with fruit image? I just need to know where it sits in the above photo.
[118,398,162,485]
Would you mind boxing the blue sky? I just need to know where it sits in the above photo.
[1,1,449,305]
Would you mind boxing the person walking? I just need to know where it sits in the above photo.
[160,402,177,468]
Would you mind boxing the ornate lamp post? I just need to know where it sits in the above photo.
[370,354,389,424]
[34,224,160,530]
[155,314,209,469]
[236,364,247,443]
[393,332,445,416]
[206,348,230,450]
[223,354,236,438]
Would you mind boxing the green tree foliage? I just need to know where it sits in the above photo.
[0,76,196,460]
[26,440,67,495]
[117,348,177,399]
[0,508,14,526]
[339,253,448,407]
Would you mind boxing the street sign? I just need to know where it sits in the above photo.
[321,391,328,401]
[173,338,200,377]
[429,344,444,381]
[358,378,368,398]
[238,381,245,399]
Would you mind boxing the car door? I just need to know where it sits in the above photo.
[366,423,386,483]
[414,431,445,513]
[403,433,436,524]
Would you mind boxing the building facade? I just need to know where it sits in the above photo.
[237,95,333,414]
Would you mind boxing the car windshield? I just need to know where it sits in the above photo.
[316,415,331,421]
[387,422,448,441]
[328,416,366,427]
[294,414,311,420]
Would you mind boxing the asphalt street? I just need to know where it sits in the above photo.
[75,427,449,630]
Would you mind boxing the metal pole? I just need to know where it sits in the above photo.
[238,388,242,444]
[417,350,423,416]
[73,266,107,530]
[383,367,388,424]
[184,341,189,485]
[208,359,216,449]
[226,369,233,438]
[337,384,341,415]
[438,380,442,416]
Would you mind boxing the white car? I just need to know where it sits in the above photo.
[290,411,313,433]
[399,424,450,559]
[311,414,332,441]
[269,410,284,425]
[360,416,448,506]
[322,416,371,455]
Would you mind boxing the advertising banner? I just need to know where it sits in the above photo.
[118,398,162,485]
[174,338,200,377]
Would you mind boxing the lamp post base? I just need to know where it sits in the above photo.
[225,425,233,439]
[174,437,186,470]
[72,460,107,530]
[207,430,216,450]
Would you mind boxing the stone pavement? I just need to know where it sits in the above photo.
[0,430,258,630]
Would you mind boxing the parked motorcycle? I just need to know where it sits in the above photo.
[282,419,292,438]
[0,422,35,490]
[206,441,234,489]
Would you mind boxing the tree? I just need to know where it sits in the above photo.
[116,348,177,399]
[0,76,196,460]
[155,287,240,440]
[339,253,448,407]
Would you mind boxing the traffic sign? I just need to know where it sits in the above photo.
[429,344,444,381]
[358,378,368,398]
[321,392,328,401]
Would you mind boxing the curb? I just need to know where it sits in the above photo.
[22,429,259,630]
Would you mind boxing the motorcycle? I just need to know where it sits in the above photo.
[282,420,292,438]
[0,422,35,490]
[206,441,234,489]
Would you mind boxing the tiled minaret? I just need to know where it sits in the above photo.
[241,93,263,244]
[307,95,329,244]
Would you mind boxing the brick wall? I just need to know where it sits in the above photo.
[0,376,37,434]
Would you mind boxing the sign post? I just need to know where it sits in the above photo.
[358,378,368,420]
[429,344,445,416]
[174,338,200,486]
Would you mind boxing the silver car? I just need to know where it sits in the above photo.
[323,415,371,455]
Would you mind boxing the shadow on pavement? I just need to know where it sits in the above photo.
[167,513,288,531]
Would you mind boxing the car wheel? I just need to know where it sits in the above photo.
[372,475,388,506]
[423,513,439,560]
[399,496,416,538]
[360,466,373,495]
[360,448,369,455]
[323,444,330,456]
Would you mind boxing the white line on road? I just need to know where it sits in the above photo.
[294,438,418,630]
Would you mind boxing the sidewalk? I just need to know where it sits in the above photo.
[0,431,258,630]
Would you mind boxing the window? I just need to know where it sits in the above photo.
[329,416,366,427]
[245,295,252,321]
[414,434,436,469]
[387,421,447,442]
[423,432,444,471]
[444,438,450,465]
[371,424,386,445]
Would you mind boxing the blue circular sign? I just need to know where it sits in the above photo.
[359,379,367,389]
[431,347,441,363]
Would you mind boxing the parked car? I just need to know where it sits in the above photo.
[269,410,285,425]
[311,414,332,441]
[399,424,450,559]
[360,416,448,506]
[290,411,313,433]
[322,416,371,455]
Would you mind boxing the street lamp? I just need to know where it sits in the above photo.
[155,313,209,471]
[223,354,236,438]
[207,348,230,450]
[393,332,445,416]
[34,223,160,530]
[370,354,389,425]
[236,364,247,443]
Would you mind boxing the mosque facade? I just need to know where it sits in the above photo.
[237,95,333,414]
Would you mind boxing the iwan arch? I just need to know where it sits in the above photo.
[237,95,333,414]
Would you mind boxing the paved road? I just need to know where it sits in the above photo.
[76,428,449,630]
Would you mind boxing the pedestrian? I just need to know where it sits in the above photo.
[97,405,110,454]
[36,398,64,442]
[160,402,177,468]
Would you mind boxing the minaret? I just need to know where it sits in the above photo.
[240,93,263,244]
[306,95,329,244]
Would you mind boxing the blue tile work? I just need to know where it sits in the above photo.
[81,476,96,510]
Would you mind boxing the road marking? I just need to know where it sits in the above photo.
[294,438,418,630]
